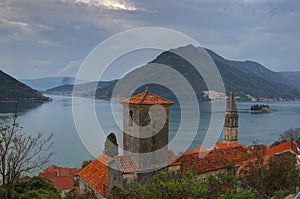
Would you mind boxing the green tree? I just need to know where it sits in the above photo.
[81,160,92,169]
[241,153,300,198]
[104,132,118,158]
[14,176,60,199]
[0,115,53,199]
[110,170,254,199]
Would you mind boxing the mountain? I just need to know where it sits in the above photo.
[277,71,300,90]
[0,70,51,102]
[44,80,116,96]
[94,45,300,101]
[20,77,87,91]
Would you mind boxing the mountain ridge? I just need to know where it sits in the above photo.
[43,45,300,101]
[0,70,51,102]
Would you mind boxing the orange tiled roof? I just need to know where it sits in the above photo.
[114,156,138,173]
[50,176,74,190]
[39,165,78,178]
[120,91,173,105]
[78,154,113,196]
[179,146,250,174]
[215,141,245,149]
[193,146,207,153]
[266,140,298,156]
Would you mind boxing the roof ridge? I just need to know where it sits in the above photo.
[138,91,149,104]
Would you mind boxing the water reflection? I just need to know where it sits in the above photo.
[0,101,46,114]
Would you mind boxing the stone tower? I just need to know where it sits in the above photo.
[223,92,239,143]
[120,91,173,170]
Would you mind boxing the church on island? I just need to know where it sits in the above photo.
[78,91,299,199]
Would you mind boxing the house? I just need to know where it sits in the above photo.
[39,164,79,196]
[78,154,112,198]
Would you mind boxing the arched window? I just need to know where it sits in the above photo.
[129,110,133,127]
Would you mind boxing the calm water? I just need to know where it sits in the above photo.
[0,95,299,169]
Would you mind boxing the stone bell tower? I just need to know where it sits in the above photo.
[120,91,173,170]
[223,92,239,143]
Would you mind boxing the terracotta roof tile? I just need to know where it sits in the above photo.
[39,164,79,191]
[78,154,113,196]
[120,91,173,105]
[50,176,74,190]
[114,156,138,173]
[179,146,250,174]
[193,146,207,153]
[266,140,298,155]
[215,141,245,149]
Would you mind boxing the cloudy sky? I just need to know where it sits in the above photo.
[0,0,299,81]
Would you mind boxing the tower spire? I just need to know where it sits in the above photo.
[223,92,239,143]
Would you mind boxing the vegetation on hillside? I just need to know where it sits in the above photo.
[0,70,50,102]
[94,46,300,101]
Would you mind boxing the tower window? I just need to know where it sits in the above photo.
[129,110,133,127]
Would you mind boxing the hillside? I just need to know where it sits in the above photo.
[94,45,300,101]
[21,77,87,91]
[0,70,51,102]
[44,80,116,96]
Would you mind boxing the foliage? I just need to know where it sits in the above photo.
[274,128,300,148]
[104,132,118,158]
[110,170,254,199]
[81,160,92,169]
[241,153,300,198]
[0,70,50,102]
[14,176,60,199]
[0,115,53,199]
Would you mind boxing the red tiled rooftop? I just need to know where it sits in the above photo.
[179,146,250,174]
[78,154,113,196]
[193,146,207,153]
[50,176,74,190]
[215,141,245,149]
[266,140,298,156]
[114,156,138,173]
[120,91,173,105]
[39,165,78,178]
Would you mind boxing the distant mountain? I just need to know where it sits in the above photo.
[94,45,300,101]
[277,71,300,90]
[44,80,116,96]
[0,70,51,102]
[20,77,87,91]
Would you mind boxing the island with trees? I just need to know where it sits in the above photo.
[249,104,272,113]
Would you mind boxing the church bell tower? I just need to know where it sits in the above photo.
[120,91,173,170]
[223,92,239,143]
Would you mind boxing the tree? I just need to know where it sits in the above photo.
[277,128,300,148]
[110,170,255,199]
[14,176,60,199]
[104,132,118,158]
[241,153,300,198]
[0,115,53,199]
[81,160,92,169]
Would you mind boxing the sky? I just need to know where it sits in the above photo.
[0,0,300,81]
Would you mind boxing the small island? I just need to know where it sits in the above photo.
[249,104,272,113]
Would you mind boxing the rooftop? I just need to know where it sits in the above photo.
[114,155,139,173]
[226,92,238,113]
[178,146,250,174]
[78,154,113,196]
[39,164,78,191]
[120,91,173,105]
[266,140,298,156]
